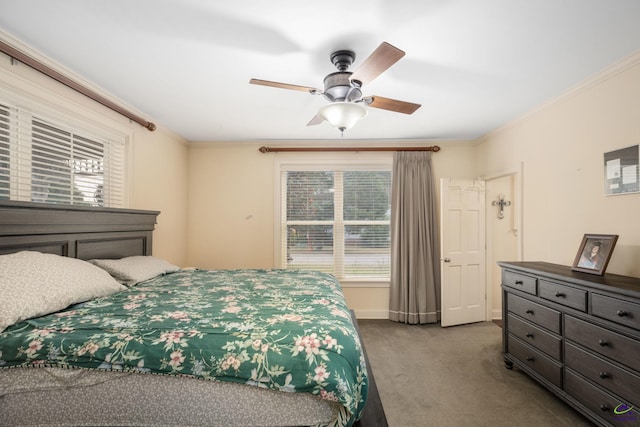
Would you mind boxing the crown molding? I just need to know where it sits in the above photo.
[479,49,640,143]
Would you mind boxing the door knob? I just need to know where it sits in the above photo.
[443,258,451,262]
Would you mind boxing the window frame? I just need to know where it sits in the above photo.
[0,64,131,208]
[274,154,393,288]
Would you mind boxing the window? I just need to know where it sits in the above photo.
[0,100,125,207]
[278,161,392,281]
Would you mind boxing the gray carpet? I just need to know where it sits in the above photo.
[356,320,595,427]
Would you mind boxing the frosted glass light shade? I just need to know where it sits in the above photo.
[318,102,367,132]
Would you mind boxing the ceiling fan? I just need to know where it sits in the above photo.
[250,42,421,134]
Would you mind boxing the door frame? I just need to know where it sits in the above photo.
[481,163,524,320]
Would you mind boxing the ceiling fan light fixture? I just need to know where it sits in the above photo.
[318,102,367,133]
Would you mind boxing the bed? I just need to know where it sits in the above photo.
[0,201,370,427]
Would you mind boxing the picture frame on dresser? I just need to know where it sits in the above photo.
[571,233,618,276]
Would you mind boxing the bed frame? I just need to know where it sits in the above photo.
[0,200,159,259]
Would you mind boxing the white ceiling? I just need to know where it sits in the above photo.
[1,0,640,142]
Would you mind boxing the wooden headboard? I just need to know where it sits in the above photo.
[0,201,159,259]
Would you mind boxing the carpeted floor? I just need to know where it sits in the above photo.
[357,320,595,427]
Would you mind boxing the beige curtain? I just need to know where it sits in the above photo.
[389,151,441,324]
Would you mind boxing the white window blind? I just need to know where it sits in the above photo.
[0,100,125,207]
[280,165,391,280]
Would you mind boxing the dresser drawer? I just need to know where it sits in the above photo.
[565,342,640,407]
[503,270,537,295]
[539,280,587,312]
[507,293,561,334]
[592,293,640,332]
[507,335,562,388]
[565,315,640,372]
[565,369,640,426]
[507,313,561,360]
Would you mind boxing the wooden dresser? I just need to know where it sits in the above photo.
[500,261,640,426]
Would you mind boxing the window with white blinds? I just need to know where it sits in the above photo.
[0,100,125,207]
[279,164,391,281]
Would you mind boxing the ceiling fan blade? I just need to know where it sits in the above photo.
[249,78,319,93]
[307,115,324,126]
[369,96,421,114]
[350,42,405,85]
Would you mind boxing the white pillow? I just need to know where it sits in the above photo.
[89,256,179,286]
[0,251,126,333]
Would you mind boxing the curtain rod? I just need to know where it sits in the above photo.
[259,145,440,153]
[0,40,156,131]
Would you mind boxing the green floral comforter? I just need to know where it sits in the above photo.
[0,269,368,427]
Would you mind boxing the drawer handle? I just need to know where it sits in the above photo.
[554,292,565,298]
[599,372,610,379]
[616,310,629,317]
[525,309,534,315]
[525,356,535,362]
[525,332,534,338]
[598,339,609,347]
[514,280,523,285]
[600,404,610,412]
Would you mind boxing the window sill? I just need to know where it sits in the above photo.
[339,279,390,288]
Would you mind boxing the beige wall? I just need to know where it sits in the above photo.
[187,143,275,269]
[0,46,190,267]
[186,141,478,317]
[476,53,640,277]
[129,128,189,266]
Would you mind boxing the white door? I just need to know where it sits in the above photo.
[440,178,486,327]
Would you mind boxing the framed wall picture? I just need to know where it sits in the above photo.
[604,145,639,195]
[571,234,618,275]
